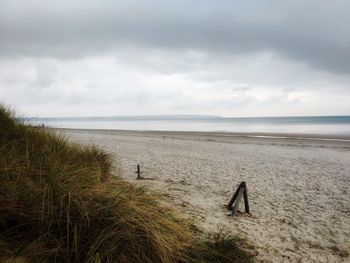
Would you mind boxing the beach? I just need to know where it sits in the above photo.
[59,129,350,263]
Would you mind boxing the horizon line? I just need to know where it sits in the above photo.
[25,114,350,120]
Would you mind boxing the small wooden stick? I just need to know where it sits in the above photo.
[135,164,142,179]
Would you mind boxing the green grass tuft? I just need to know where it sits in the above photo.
[0,104,254,263]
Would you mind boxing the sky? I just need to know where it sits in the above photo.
[0,0,349,117]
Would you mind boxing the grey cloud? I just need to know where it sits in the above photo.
[0,0,349,74]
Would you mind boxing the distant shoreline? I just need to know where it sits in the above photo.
[52,127,350,146]
[28,115,350,136]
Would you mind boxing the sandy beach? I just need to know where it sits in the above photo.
[59,129,350,263]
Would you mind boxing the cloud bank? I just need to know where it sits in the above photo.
[0,0,349,117]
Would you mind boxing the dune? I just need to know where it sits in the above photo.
[0,105,253,263]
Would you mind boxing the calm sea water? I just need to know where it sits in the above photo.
[26,116,350,136]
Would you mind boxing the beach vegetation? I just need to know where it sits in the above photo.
[0,104,253,263]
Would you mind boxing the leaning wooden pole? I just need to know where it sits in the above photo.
[243,182,250,214]
[227,181,245,210]
[227,181,250,216]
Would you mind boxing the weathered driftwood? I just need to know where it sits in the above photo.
[227,181,250,216]
[243,183,250,213]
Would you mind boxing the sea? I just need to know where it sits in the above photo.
[26,115,350,137]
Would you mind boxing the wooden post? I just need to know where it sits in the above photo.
[227,181,250,216]
[243,182,250,214]
[136,164,142,179]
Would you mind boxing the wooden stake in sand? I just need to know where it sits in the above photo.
[135,164,154,180]
[227,181,250,216]
[135,164,143,179]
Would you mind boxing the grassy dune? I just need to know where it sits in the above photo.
[0,105,253,263]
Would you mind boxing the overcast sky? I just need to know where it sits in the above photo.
[0,0,349,117]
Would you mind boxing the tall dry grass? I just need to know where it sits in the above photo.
[0,104,253,263]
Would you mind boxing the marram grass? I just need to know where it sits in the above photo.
[0,105,253,263]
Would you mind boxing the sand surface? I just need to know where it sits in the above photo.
[59,129,350,263]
